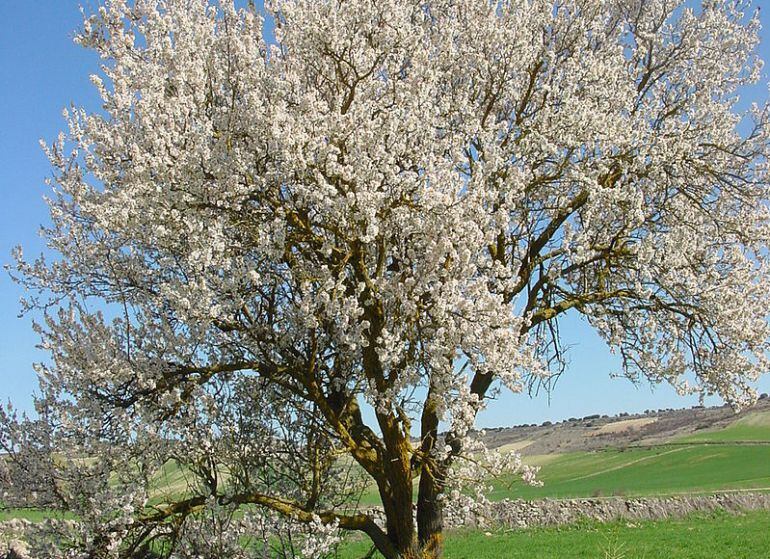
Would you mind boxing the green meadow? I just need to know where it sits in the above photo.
[677,410,770,443]
[338,510,770,559]
[489,443,770,501]
[355,442,770,506]
[485,410,770,501]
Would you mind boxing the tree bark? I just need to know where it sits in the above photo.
[379,483,418,559]
[370,458,445,559]
[414,384,445,558]
[416,464,444,559]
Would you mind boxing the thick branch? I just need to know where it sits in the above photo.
[140,490,396,558]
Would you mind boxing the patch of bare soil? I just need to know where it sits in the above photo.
[592,417,658,435]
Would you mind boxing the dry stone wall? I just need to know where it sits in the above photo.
[484,492,770,529]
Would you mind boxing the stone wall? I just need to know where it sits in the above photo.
[485,492,770,529]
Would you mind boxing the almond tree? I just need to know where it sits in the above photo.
[4,0,770,557]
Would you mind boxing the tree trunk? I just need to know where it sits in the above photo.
[374,467,445,559]
[414,382,445,559]
[416,463,444,559]
[380,486,419,559]
[371,410,423,559]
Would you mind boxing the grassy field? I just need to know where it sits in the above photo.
[677,411,770,443]
[487,443,770,500]
[338,510,770,558]
[20,443,768,512]
[0,508,69,522]
[483,410,770,501]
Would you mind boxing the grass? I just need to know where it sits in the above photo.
[354,412,770,506]
[5,506,769,558]
[337,510,770,558]
[148,458,197,503]
[489,444,770,500]
[484,411,770,501]
[7,436,770,517]
[677,411,770,443]
[0,508,74,522]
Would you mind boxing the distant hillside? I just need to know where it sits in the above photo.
[479,395,770,456]
[463,396,770,501]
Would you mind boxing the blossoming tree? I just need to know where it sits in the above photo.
[4,0,770,557]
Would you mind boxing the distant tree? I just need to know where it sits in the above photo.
[3,0,770,557]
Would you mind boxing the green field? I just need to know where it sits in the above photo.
[483,410,770,501]
[338,510,770,558]
[0,508,70,522]
[678,411,770,443]
[488,443,770,500]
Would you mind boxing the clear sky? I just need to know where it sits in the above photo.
[2,1,770,428]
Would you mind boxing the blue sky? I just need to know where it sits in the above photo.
[1,1,770,428]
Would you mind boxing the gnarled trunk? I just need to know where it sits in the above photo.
[416,463,444,558]
[370,384,447,559]
[378,481,419,559]
[371,438,446,559]
[415,388,445,559]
